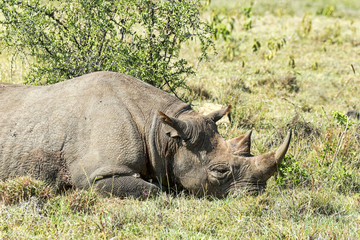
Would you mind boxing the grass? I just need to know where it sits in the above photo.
[1,184,360,239]
[1,0,360,238]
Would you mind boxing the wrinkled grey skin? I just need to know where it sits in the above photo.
[0,72,291,198]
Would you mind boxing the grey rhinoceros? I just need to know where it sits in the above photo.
[0,71,291,198]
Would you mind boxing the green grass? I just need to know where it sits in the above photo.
[1,0,360,239]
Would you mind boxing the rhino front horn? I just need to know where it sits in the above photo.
[275,129,292,165]
[254,129,292,181]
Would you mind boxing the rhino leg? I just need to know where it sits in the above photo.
[73,165,160,198]
[94,176,160,199]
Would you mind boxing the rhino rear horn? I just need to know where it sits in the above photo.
[228,130,252,155]
[206,105,232,123]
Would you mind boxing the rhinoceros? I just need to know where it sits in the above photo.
[0,71,291,198]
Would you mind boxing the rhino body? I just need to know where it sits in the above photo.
[0,72,291,198]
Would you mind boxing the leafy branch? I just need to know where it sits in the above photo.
[0,0,214,94]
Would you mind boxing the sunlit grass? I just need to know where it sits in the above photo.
[1,179,360,239]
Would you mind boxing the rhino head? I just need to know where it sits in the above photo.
[158,106,291,198]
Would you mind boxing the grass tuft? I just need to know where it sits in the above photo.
[66,189,99,213]
[0,176,54,205]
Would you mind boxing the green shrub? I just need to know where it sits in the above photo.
[276,155,310,188]
[0,0,213,93]
[316,5,336,17]
[332,110,350,126]
[210,10,234,41]
[298,13,312,38]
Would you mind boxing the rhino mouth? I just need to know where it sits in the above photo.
[227,181,267,197]
[247,182,267,195]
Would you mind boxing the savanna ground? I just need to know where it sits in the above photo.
[1,0,360,239]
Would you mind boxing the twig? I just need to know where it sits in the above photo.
[163,76,181,100]
[351,64,356,74]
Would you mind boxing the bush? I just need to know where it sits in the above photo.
[276,155,310,188]
[0,0,213,93]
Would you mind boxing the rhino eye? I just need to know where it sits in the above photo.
[209,164,230,179]
[214,167,229,174]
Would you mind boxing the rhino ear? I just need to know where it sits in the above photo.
[158,111,191,140]
[228,130,252,155]
[206,105,232,123]
[162,125,180,138]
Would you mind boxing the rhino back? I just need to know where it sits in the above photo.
[0,81,79,186]
[0,71,186,186]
